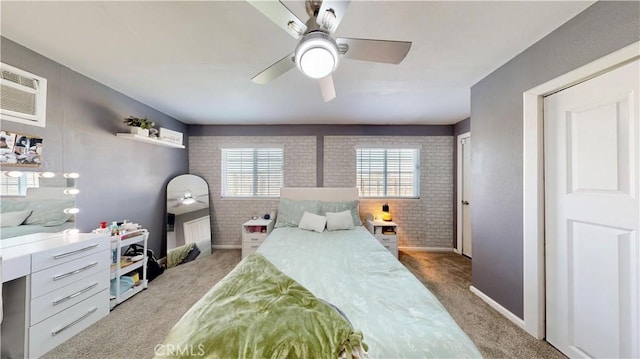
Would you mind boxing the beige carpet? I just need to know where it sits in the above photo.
[44,249,564,359]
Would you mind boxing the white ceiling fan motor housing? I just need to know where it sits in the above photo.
[294,31,340,79]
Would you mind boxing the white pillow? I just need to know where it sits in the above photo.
[0,210,32,227]
[298,211,326,233]
[326,210,354,231]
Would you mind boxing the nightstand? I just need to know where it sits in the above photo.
[366,219,398,258]
[241,218,274,258]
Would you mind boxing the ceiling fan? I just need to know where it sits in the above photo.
[248,0,412,102]
[170,190,207,208]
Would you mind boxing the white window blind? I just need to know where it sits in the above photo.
[222,148,283,197]
[357,148,419,198]
[0,172,39,196]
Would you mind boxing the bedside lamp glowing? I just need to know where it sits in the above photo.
[382,203,392,221]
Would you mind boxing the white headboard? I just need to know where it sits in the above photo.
[280,187,358,201]
[26,187,70,199]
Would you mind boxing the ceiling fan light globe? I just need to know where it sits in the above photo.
[295,32,339,79]
[182,197,196,205]
[300,47,335,78]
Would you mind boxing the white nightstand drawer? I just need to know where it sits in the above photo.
[242,247,260,257]
[380,242,398,258]
[375,234,397,243]
[243,232,267,242]
[30,268,110,326]
[29,289,109,358]
[242,240,264,250]
[31,250,110,299]
[31,235,110,272]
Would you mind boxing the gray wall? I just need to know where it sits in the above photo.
[1,37,189,255]
[470,1,640,318]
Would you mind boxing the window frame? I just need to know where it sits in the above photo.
[221,147,283,198]
[356,147,420,199]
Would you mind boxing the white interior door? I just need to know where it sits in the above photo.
[183,216,211,245]
[462,136,472,257]
[544,59,639,358]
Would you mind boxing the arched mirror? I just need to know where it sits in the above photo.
[166,174,211,268]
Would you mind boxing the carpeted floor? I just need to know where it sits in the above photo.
[44,249,565,359]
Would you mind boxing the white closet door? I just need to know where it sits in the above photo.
[544,59,639,358]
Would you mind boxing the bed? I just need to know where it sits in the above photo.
[0,187,76,240]
[158,187,481,358]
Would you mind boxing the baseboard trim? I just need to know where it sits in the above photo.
[470,285,527,330]
[399,246,454,252]
[212,244,242,249]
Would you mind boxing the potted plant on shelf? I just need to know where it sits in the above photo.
[123,116,155,137]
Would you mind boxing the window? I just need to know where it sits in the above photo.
[222,148,283,197]
[0,172,39,196]
[357,148,420,198]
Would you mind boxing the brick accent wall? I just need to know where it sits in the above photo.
[189,136,316,245]
[189,135,454,248]
[324,136,454,248]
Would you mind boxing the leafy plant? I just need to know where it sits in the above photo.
[123,116,155,129]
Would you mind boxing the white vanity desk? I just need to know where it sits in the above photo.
[1,232,110,358]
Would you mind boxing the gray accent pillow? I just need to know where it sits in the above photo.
[23,199,74,225]
[274,198,322,228]
[0,210,33,227]
[320,200,362,226]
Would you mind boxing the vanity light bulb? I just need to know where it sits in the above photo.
[40,172,56,178]
[64,172,80,178]
[6,171,23,178]
[64,207,80,214]
[64,188,80,195]
[63,228,80,235]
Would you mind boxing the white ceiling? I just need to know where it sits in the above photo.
[1,1,594,125]
[167,174,209,215]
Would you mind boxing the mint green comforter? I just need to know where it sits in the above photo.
[158,253,366,359]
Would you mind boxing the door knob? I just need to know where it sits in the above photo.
[462,201,470,205]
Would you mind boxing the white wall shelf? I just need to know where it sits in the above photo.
[116,133,185,149]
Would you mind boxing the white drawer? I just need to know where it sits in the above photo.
[242,247,259,258]
[375,234,397,244]
[29,289,109,358]
[242,240,264,251]
[31,250,110,298]
[31,236,110,272]
[242,232,267,242]
[31,268,110,326]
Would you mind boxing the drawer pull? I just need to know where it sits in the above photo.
[51,307,97,336]
[52,282,99,306]
[53,262,98,281]
[250,237,260,241]
[53,244,99,259]
[251,245,260,249]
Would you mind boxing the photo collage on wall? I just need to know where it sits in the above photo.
[0,130,43,166]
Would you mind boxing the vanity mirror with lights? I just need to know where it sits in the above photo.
[166,174,211,268]
[0,170,80,240]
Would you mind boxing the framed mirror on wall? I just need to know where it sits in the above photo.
[166,174,211,268]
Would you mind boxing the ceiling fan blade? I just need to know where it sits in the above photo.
[172,202,184,208]
[336,38,412,64]
[316,0,351,33]
[318,75,336,102]
[247,0,307,39]
[252,52,295,84]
